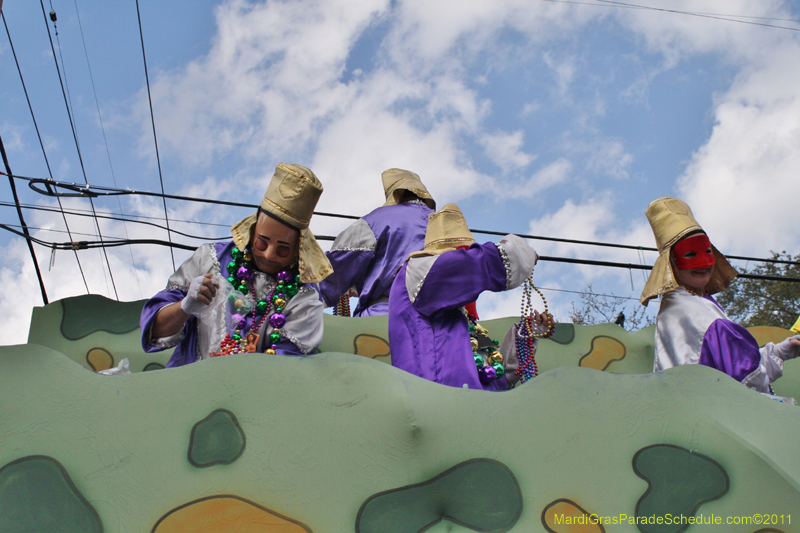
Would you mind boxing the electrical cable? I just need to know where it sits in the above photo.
[72,0,144,298]
[536,285,641,301]
[1,224,797,284]
[0,137,49,304]
[15,174,800,267]
[591,0,800,32]
[2,10,91,294]
[0,201,231,241]
[135,0,176,271]
[40,1,119,299]
[0,199,232,232]
[48,2,117,299]
[539,0,800,32]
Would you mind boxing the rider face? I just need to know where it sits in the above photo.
[251,212,298,274]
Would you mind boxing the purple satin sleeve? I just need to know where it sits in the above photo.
[318,250,373,307]
[139,288,200,368]
[414,242,506,317]
[699,318,761,382]
[358,301,388,316]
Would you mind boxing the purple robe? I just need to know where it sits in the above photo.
[140,241,323,368]
[319,201,432,316]
[654,287,784,392]
[389,237,536,391]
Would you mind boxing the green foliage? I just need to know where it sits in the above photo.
[569,283,656,332]
[716,251,800,328]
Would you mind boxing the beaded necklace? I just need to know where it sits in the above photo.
[682,285,705,297]
[469,317,505,383]
[210,246,301,357]
[334,294,351,316]
[514,276,554,383]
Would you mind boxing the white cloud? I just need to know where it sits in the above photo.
[521,101,540,116]
[676,39,800,255]
[524,196,658,301]
[543,51,577,97]
[480,130,536,172]
[514,159,571,198]
[0,122,25,153]
[585,139,634,180]
[613,0,795,65]
[133,0,388,167]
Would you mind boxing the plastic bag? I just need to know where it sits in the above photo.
[195,275,254,354]
[97,358,131,376]
[194,275,234,354]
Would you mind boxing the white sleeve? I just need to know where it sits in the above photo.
[330,218,377,252]
[759,343,785,383]
[495,234,538,290]
[165,243,219,291]
[276,285,325,354]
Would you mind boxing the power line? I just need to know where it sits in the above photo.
[15,174,800,267]
[0,200,231,241]
[537,286,640,301]
[2,224,797,283]
[0,199,232,230]
[2,10,91,294]
[71,0,144,298]
[592,0,800,32]
[0,136,49,304]
[47,2,117,299]
[540,0,800,32]
[135,0,176,271]
[40,2,119,299]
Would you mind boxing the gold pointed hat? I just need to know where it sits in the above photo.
[231,163,332,284]
[382,168,436,209]
[409,203,476,258]
[640,196,736,305]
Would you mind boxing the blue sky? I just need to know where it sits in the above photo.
[1,0,799,344]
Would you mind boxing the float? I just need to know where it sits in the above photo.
[1,294,799,532]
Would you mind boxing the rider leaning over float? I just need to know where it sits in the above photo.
[140,163,332,367]
[318,168,435,317]
[640,196,800,393]
[388,203,547,391]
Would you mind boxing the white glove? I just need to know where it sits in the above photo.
[773,335,800,361]
[180,274,218,316]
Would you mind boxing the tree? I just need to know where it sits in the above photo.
[569,283,656,331]
[716,251,800,329]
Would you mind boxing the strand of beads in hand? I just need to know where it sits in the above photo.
[211,246,300,356]
[334,293,351,317]
[515,276,554,383]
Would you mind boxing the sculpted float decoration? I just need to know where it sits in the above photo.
[1,294,798,532]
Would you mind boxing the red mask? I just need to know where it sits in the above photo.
[672,233,715,270]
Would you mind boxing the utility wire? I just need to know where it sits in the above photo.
[591,0,800,32]
[0,200,231,240]
[540,0,800,32]
[47,1,113,294]
[72,0,143,298]
[2,11,90,294]
[537,286,640,301]
[47,2,116,298]
[0,137,49,304]
[16,174,800,267]
[2,224,797,283]
[0,199,232,231]
[135,0,176,271]
[40,1,119,299]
